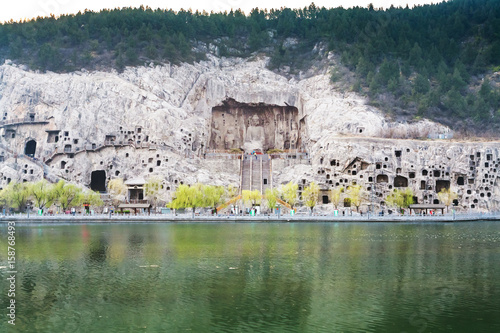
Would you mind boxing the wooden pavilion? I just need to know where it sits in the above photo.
[409,204,446,215]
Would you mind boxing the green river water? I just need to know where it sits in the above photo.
[1,222,500,332]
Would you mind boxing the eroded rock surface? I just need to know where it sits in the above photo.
[0,55,497,211]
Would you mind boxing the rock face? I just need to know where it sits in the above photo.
[0,55,498,211]
[272,137,500,212]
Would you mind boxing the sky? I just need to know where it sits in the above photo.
[1,0,445,23]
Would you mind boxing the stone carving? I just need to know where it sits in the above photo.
[224,129,236,150]
[209,98,302,152]
[244,114,266,152]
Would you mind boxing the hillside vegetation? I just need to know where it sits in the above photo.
[0,0,499,134]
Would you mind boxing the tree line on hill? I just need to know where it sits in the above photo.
[0,0,499,133]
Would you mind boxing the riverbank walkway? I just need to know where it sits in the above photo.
[2,212,500,223]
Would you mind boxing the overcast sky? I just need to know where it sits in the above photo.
[1,0,445,23]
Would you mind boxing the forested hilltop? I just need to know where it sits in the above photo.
[1,0,499,135]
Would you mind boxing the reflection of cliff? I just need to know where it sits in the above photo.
[209,98,303,152]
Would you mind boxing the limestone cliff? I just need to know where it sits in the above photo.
[0,55,497,212]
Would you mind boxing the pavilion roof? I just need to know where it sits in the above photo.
[409,204,446,209]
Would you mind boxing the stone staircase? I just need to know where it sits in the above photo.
[251,155,261,191]
[261,154,271,192]
[240,156,251,192]
[240,154,271,193]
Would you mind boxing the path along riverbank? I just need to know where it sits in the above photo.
[1,213,500,223]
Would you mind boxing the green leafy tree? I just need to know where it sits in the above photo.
[168,184,190,211]
[330,186,344,210]
[226,184,239,199]
[144,176,163,209]
[264,188,279,214]
[242,189,261,211]
[9,36,23,59]
[280,181,298,209]
[437,188,458,213]
[107,178,127,206]
[377,58,399,86]
[28,179,55,210]
[168,183,205,218]
[413,74,430,95]
[203,185,226,213]
[385,188,414,213]
[346,184,367,212]
[125,47,138,65]
[38,42,60,70]
[479,78,492,102]
[80,190,104,212]
[146,42,158,59]
[302,182,319,215]
[408,42,423,67]
[53,180,83,212]
[1,182,30,212]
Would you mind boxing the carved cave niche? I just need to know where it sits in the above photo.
[46,130,60,143]
[90,170,106,192]
[24,139,37,157]
[394,176,408,188]
[376,174,388,183]
[209,98,301,152]
[436,180,450,193]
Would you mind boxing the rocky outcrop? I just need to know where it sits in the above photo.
[0,55,496,211]
[273,137,500,212]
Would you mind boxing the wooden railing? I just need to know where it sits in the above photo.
[216,195,242,213]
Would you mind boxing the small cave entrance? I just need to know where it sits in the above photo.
[436,180,450,193]
[90,170,106,192]
[376,174,388,183]
[394,176,408,188]
[24,139,37,157]
[46,130,60,143]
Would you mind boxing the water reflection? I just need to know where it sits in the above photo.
[0,222,499,332]
[87,237,109,264]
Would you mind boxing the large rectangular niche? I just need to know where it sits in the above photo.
[209,98,302,152]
